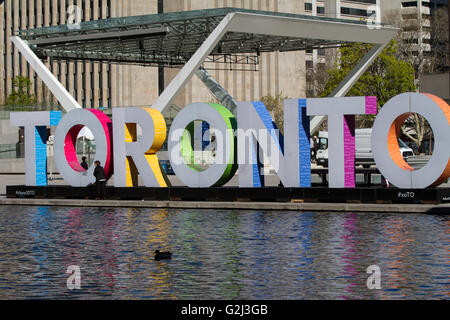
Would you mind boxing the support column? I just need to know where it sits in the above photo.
[195,67,238,113]
[10,37,82,112]
[0,3,5,104]
[324,0,341,18]
[152,13,236,112]
[20,0,28,78]
[310,44,387,134]
[158,0,165,96]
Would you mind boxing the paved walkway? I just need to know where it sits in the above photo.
[0,198,448,214]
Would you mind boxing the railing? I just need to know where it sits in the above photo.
[0,143,18,160]
[0,104,64,119]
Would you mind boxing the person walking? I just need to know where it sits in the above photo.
[312,135,318,163]
[93,160,106,200]
[80,156,89,170]
[381,175,390,188]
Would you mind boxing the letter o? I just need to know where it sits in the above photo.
[372,93,450,188]
[168,103,237,187]
[54,109,113,187]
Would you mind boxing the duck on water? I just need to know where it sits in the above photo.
[154,250,172,260]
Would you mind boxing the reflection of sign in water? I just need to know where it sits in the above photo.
[10,92,450,189]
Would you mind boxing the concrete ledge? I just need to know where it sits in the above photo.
[1,198,449,214]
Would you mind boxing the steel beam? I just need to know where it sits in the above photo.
[27,27,169,45]
[40,49,187,66]
[310,43,388,134]
[10,36,82,112]
[152,13,236,112]
[228,12,395,44]
[195,66,238,113]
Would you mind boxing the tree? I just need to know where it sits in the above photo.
[383,9,429,85]
[5,76,37,106]
[321,41,438,150]
[377,8,448,151]
[322,41,416,105]
[429,7,449,73]
[306,49,339,98]
[384,7,449,79]
[321,40,416,127]
[260,92,289,134]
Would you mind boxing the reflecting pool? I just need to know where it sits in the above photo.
[0,206,448,299]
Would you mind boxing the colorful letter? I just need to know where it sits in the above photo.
[372,92,450,188]
[112,107,169,187]
[307,96,377,188]
[10,111,61,186]
[53,109,113,187]
[237,99,311,187]
[168,103,237,187]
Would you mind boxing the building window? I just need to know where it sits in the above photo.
[99,64,103,105]
[402,1,419,8]
[107,0,111,18]
[341,7,369,17]
[90,65,95,107]
[74,63,78,99]
[344,0,377,4]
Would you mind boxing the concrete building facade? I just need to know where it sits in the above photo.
[0,0,159,108]
[381,0,433,58]
[379,0,448,74]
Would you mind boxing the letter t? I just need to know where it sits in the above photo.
[307,97,377,188]
[10,111,61,186]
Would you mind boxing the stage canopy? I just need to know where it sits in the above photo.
[16,7,396,68]
[12,8,398,132]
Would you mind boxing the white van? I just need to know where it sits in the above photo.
[316,129,414,168]
[316,131,329,167]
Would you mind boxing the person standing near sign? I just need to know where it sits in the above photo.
[313,135,318,163]
[310,135,318,163]
[93,160,106,200]
[381,175,390,188]
[80,156,89,170]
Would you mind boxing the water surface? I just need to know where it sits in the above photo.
[0,206,448,299]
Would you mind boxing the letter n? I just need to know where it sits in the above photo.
[237,99,311,188]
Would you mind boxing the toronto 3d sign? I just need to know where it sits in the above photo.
[10,92,450,189]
